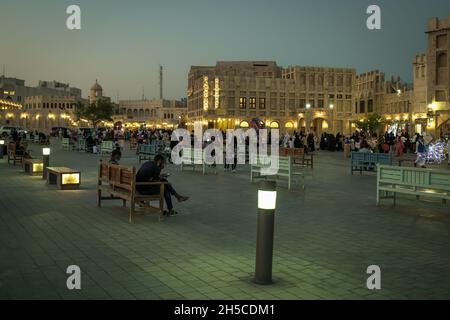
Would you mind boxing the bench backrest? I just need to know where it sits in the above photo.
[252,155,292,174]
[351,152,392,165]
[378,165,450,191]
[139,144,157,154]
[101,141,114,151]
[151,140,165,146]
[8,142,16,154]
[98,161,136,192]
[280,148,305,157]
[62,138,70,146]
[181,148,203,164]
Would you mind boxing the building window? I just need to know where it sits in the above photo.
[249,97,256,109]
[259,98,266,109]
[435,90,446,102]
[359,101,365,113]
[299,99,306,109]
[437,52,447,68]
[287,99,294,110]
[368,100,373,113]
[317,100,324,108]
[437,34,447,49]
[239,97,247,109]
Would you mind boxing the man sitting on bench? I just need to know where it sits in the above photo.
[136,154,189,216]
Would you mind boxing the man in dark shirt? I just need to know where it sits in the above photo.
[136,154,189,215]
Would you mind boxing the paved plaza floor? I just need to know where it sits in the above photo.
[1,139,450,300]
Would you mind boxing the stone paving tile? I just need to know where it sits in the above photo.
[1,139,450,299]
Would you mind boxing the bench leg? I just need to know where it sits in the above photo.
[123,199,126,207]
[97,189,102,207]
[159,197,164,222]
[376,188,380,206]
[129,202,135,223]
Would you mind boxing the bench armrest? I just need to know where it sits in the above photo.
[135,181,168,186]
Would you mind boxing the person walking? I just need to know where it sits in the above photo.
[414,136,427,168]
[395,136,404,157]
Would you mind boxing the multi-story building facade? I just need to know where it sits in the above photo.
[116,98,187,128]
[21,95,82,131]
[0,76,83,130]
[186,15,450,138]
[0,76,82,106]
[425,15,450,137]
[353,70,385,117]
[187,61,355,135]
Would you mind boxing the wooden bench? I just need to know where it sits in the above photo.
[97,161,166,223]
[138,144,157,163]
[23,158,43,175]
[350,152,392,175]
[180,148,217,175]
[100,141,114,155]
[46,167,81,190]
[280,147,313,168]
[7,142,27,166]
[250,155,304,190]
[377,165,450,206]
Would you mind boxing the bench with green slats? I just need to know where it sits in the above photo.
[180,148,217,175]
[251,155,304,190]
[376,164,450,206]
[351,152,392,175]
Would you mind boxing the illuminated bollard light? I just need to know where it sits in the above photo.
[254,180,277,285]
[42,147,51,179]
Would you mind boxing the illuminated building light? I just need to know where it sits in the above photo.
[214,77,220,109]
[203,76,209,111]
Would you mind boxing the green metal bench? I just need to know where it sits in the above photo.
[250,155,304,190]
[180,148,217,175]
[376,165,450,206]
[61,138,74,151]
[100,141,114,155]
[351,152,392,175]
[138,144,157,163]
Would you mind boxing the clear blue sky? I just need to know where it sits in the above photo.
[0,0,448,101]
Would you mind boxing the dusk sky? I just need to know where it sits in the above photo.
[0,0,449,101]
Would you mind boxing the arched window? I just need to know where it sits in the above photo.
[240,121,249,128]
[437,52,447,68]
[285,121,294,129]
